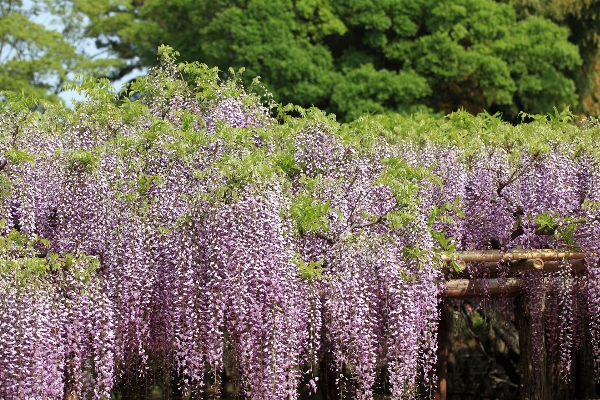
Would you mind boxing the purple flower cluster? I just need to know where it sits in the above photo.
[294,128,443,398]
[205,193,306,397]
[0,256,114,399]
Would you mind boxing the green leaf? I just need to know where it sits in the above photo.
[295,255,325,280]
[534,212,556,234]
[290,192,331,234]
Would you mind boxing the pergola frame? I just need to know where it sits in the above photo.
[443,249,589,298]
[436,248,595,400]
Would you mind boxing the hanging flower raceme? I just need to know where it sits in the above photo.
[0,249,114,400]
[206,191,307,399]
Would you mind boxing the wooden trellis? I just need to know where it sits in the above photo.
[436,248,596,400]
[442,249,589,298]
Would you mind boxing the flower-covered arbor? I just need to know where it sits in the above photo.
[0,47,599,399]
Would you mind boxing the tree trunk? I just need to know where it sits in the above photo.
[318,347,339,400]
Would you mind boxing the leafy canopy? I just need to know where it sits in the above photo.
[70,0,581,121]
[1,48,600,397]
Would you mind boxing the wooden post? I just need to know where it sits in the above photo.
[435,301,453,400]
[440,249,594,399]
[516,295,548,399]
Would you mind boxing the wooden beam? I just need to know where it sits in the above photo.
[444,278,522,298]
[441,249,588,263]
[443,258,586,276]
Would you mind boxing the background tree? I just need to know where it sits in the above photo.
[0,0,125,102]
[512,0,600,116]
[70,0,582,121]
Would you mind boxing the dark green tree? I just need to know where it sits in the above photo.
[72,0,582,121]
[513,0,600,115]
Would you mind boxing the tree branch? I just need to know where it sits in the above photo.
[349,202,402,231]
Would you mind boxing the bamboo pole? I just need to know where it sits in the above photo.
[441,249,588,263]
[493,259,585,273]
[444,278,522,298]
[443,259,588,297]
[442,258,586,276]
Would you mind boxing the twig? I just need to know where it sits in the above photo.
[349,202,402,231]
[313,231,335,246]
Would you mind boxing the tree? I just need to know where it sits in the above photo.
[0,0,124,102]
[512,0,600,115]
[72,0,582,121]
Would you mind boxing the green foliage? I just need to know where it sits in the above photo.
[67,149,98,172]
[73,0,582,121]
[0,221,98,283]
[329,64,431,121]
[5,148,34,165]
[3,49,600,283]
[513,0,600,115]
[294,255,324,280]
[534,211,582,245]
[290,188,331,235]
[493,17,580,115]
[0,1,73,101]
[377,158,432,202]
[428,200,465,272]
[534,212,557,235]
[341,108,600,161]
